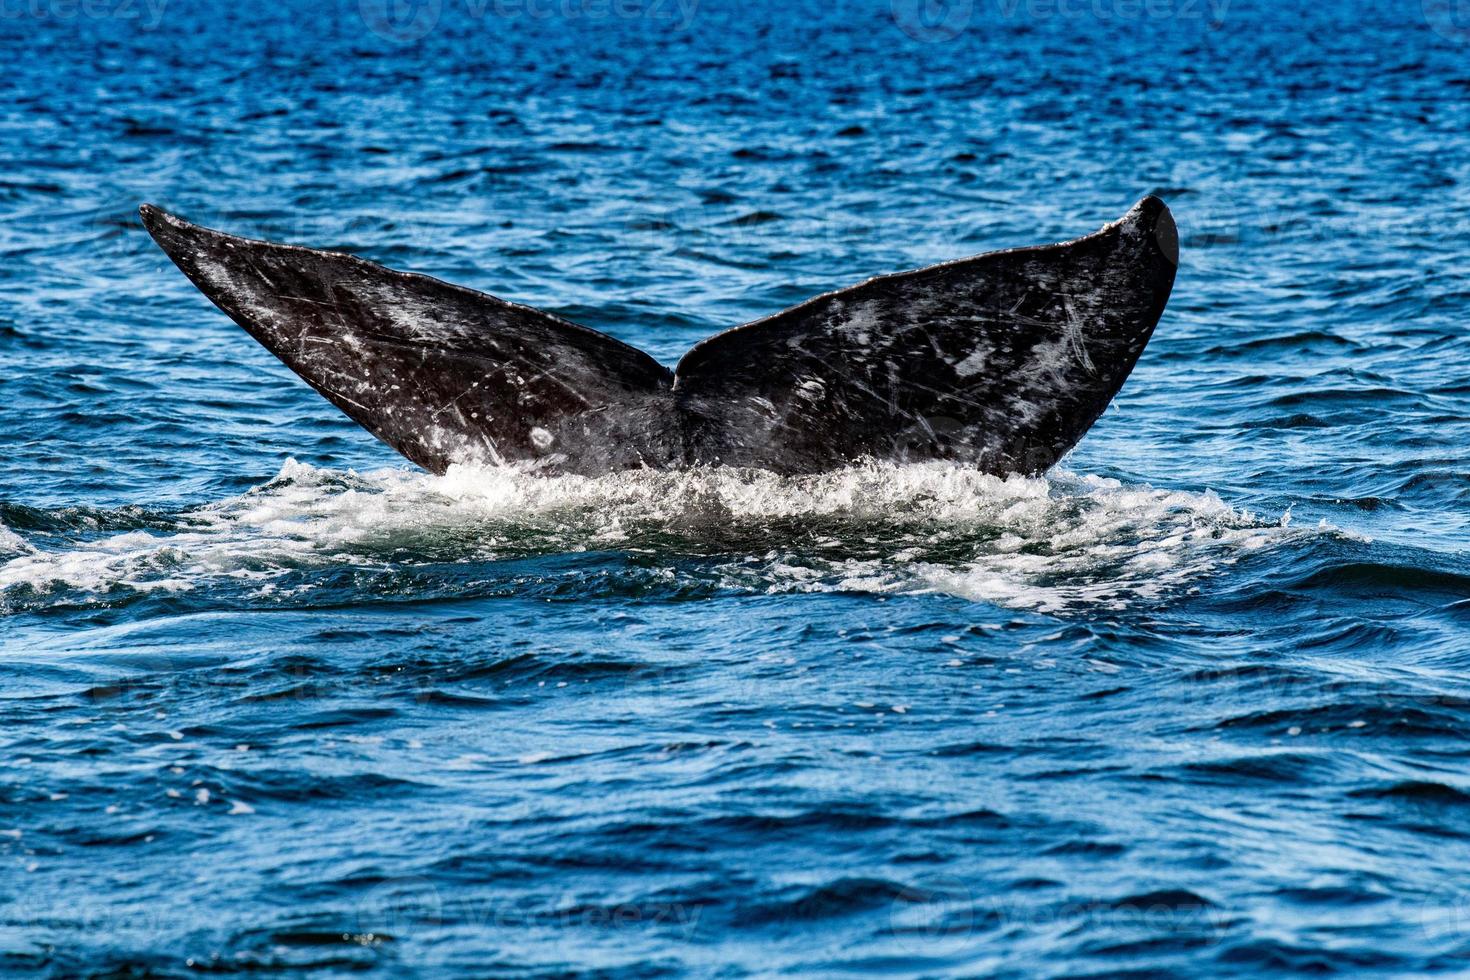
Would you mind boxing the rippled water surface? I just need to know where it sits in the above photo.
[4,0,1470,975]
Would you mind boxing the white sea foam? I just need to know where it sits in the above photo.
[0,459,1324,613]
[0,520,33,557]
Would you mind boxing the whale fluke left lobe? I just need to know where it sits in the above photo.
[139,204,679,474]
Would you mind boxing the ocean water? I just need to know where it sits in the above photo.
[3,0,1470,974]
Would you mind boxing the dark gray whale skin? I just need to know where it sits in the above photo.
[140,197,1177,477]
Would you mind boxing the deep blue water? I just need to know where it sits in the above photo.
[3,0,1470,975]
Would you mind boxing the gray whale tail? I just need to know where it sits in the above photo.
[140,198,1177,476]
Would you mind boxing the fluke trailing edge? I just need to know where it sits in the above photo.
[140,198,1177,477]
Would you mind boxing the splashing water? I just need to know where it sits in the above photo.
[0,460,1319,616]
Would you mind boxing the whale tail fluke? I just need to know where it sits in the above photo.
[140,197,1176,476]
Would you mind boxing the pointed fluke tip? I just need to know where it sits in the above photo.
[138,202,180,244]
[139,203,209,235]
[1131,194,1178,269]
[138,205,214,262]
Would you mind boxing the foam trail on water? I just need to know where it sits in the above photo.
[0,460,1327,614]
